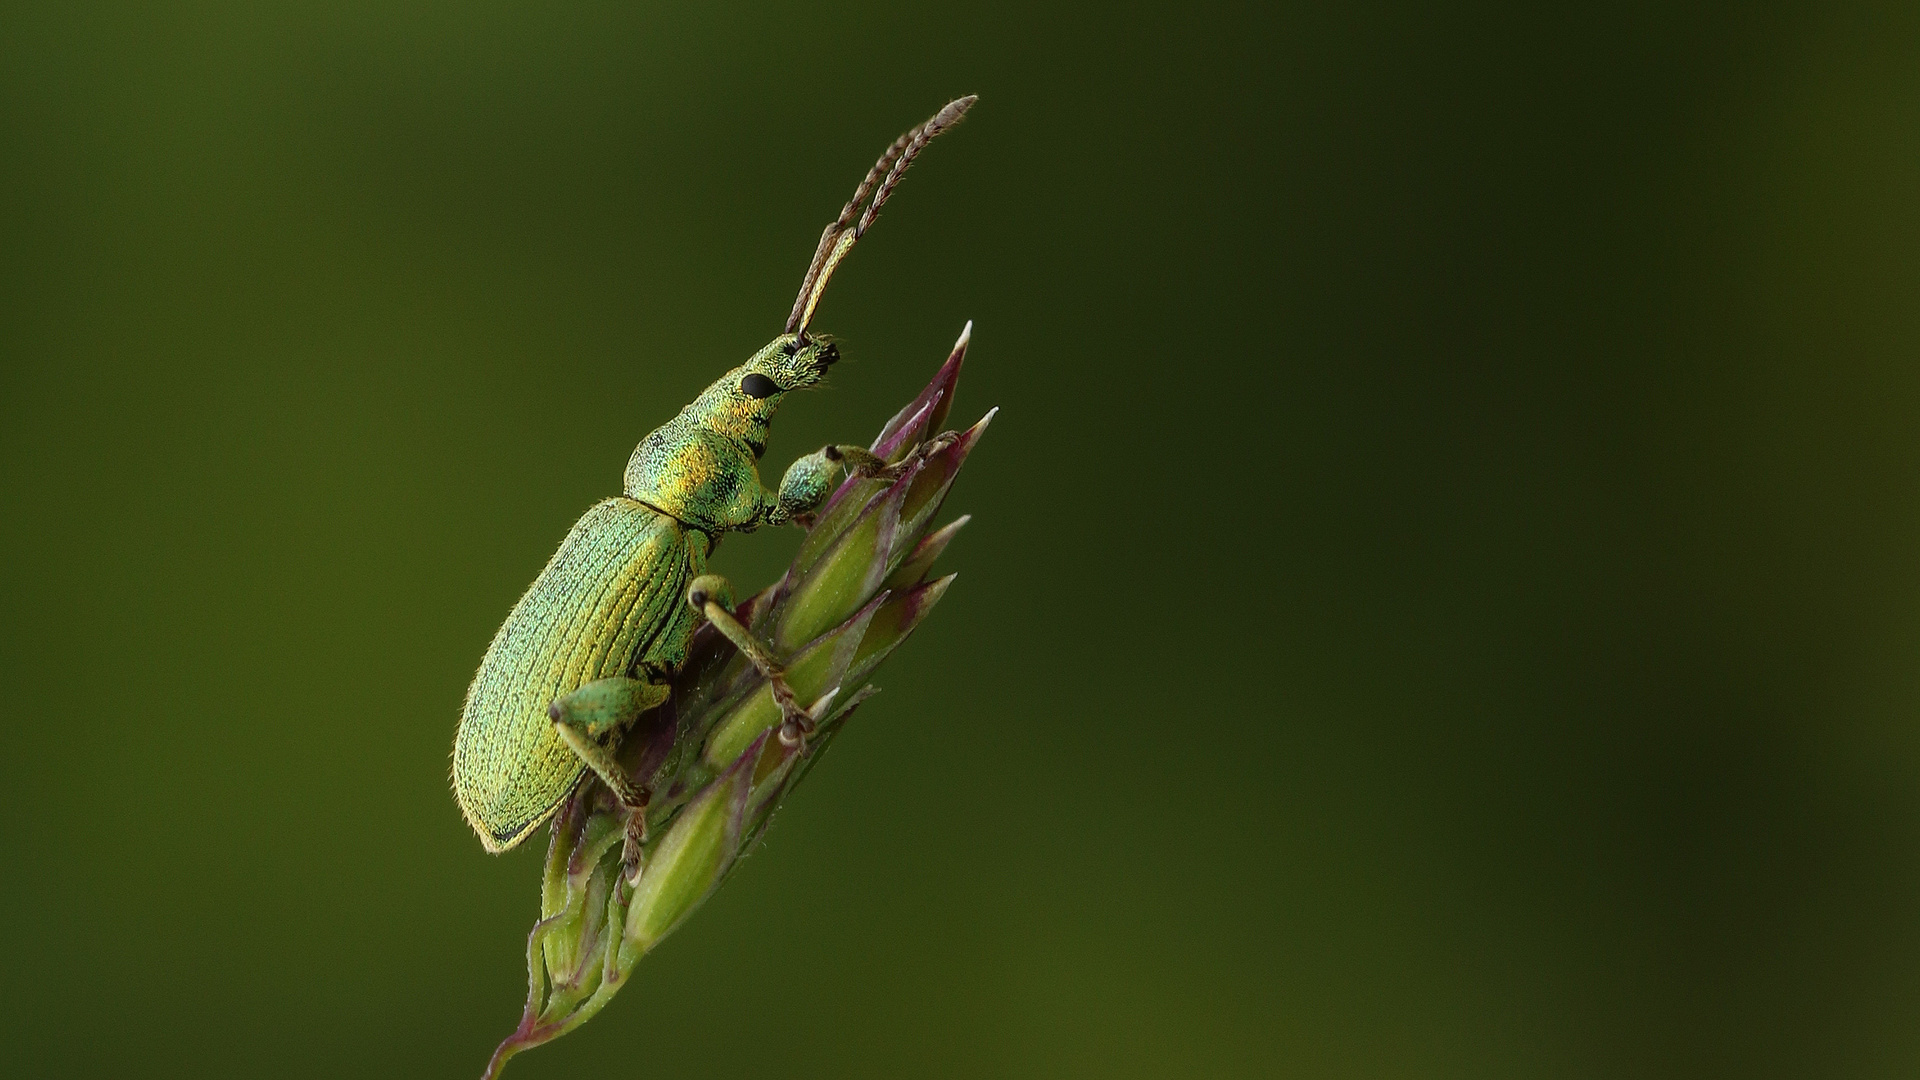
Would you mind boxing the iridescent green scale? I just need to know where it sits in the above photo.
[453,501,703,850]
[449,97,976,856]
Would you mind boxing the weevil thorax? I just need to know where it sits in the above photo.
[624,333,838,534]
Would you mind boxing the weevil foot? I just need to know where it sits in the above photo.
[906,429,963,463]
[832,432,961,484]
[777,686,839,749]
[764,671,817,743]
[777,713,816,747]
[824,444,908,482]
[620,799,650,886]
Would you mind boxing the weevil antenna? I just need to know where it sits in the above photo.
[786,96,976,338]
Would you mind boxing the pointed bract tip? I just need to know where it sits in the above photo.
[808,686,841,719]
[955,320,972,350]
[902,572,958,619]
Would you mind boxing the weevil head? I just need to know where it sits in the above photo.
[667,333,840,441]
[622,333,841,532]
[692,332,839,441]
[622,95,975,533]
[745,332,840,393]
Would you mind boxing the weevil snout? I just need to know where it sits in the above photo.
[746,334,837,392]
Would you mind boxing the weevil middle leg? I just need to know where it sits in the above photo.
[685,575,826,747]
[548,675,670,880]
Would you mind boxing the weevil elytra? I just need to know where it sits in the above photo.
[452,97,976,858]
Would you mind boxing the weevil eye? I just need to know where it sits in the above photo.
[740,373,779,399]
[819,342,840,366]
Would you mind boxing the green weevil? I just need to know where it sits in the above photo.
[452,97,976,861]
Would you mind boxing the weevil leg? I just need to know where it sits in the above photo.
[548,676,669,882]
[685,574,819,747]
[823,444,905,480]
[765,436,956,528]
[767,448,839,527]
[830,434,963,481]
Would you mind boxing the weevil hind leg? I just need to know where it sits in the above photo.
[685,574,818,747]
[548,676,670,882]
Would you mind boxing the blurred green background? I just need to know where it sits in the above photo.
[4,1,1919,1076]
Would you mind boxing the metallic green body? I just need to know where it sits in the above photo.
[454,337,840,852]
[454,503,703,850]
[452,96,975,855]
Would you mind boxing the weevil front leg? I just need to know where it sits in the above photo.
[548,676,670,881]
[764,443,938,528]
[763,447,842,528]
[685,575,822,746]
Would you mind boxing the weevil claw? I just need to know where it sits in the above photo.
[778,687,841,748]
[620,804,649,887]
